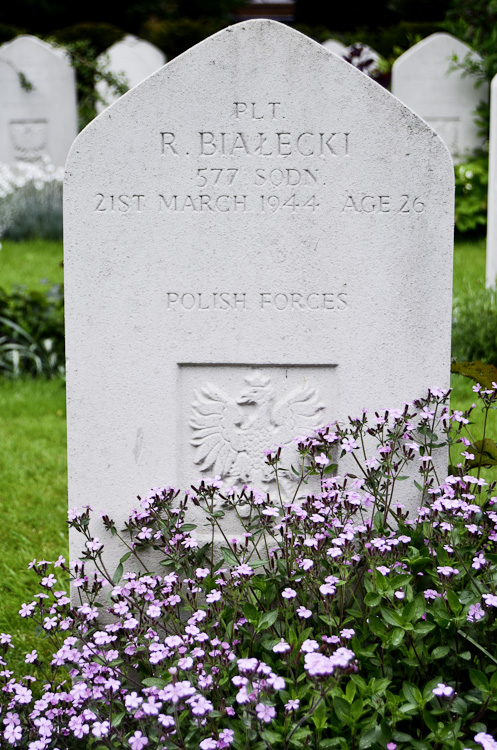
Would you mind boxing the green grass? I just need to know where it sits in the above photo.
[0,235,493,662]
[0,378,67,671]
[0,238,63,290]
[453,235,486,296]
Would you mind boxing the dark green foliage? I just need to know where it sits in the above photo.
[50,22,126,55]
[452,286,497,366]
[444,0,497,141]
[0,285,65,377]
[454,157,488,234]
[143,16,227,60]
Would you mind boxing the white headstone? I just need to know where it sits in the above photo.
[392,32,487,161]
[0,35,78,168]
[322,39,347,58]
[96,35,166,113]
[486,74,497,286]
[65,20,453,569]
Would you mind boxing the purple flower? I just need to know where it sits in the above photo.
[285,698,300,711]
[467,603,485,622]
[129,731,149,750]
[281,588,297,600]
[475,732,497,750]
[432,683,455,698]
[483,594,497,608]
[199,739,217,750]
[301,639,319,653]
[4,724,22,745]
[256,703,276,723]
[272,639,291,653]
[296,606,312,619]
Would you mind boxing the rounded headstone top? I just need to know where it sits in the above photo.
[392,32,480,71]
[0,34,71,63]
[322,39,347,57]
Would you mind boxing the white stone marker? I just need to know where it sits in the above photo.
[322,39,347,58]
[0,35,78,168]
[392,32,487,161]
[486,74,497,286]
[65,20,453,569]
[96,35,166,112]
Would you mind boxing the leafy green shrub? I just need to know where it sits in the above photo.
[0,284,64,377]
[454,157,488,234]
[4,388,497,748]
[143,17,226,61]
[452,284,497,365]
[0,160,63,241]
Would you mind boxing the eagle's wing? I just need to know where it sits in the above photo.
[190,383,244,478]
[271,385,325,446]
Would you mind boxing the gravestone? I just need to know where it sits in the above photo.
[65,20,453,569]
[96,35,166,113]
[0,35,78,168]
[392,32,487,161]
[322,39,347,58]
[486,74,497,286]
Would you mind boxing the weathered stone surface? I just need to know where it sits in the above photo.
[65,20,453,568]
[392,32,487,160]
[96,35,166,112]
[486,74,497,286]
[0,35,78,167]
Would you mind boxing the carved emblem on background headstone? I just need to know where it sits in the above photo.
[10,119,48,162]
[190,370,325,488]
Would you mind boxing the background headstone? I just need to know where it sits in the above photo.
[322,39,347,58]
[486,74,497,286]
[0,35,78,168]
[392,32,487,161]
[96,35,166,113]
[65,20,453,569]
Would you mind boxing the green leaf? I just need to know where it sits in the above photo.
[142,677,167,688]
[120,550,132,563]
[180,523,197,531]
[261,730,283,743]
[447,589,462,615]
[423,709,440,732]
[390,628,405,646]
[469,669,490,692]
[311,700,328,731]
[368,615,386,636]
[403,593,425,622]
[256,610,279,631]
[380,607,405,628]
[112,562,123,584]
[403,683,423,706]
[220,547,238,566]
[359,727,382,749]
[364,592,382,607]
[333,696,351,723]
[431,645,450,659]
[111,711,125,728]
[243,602,259,623]
[414,621,436,635]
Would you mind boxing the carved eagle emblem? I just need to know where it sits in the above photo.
[189,370,325,488]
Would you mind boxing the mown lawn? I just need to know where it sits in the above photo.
[0,234,494,661]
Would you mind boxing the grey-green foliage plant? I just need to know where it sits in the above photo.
[452,284,497,366]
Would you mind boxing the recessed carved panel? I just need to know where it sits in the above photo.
[179,364,336,494]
